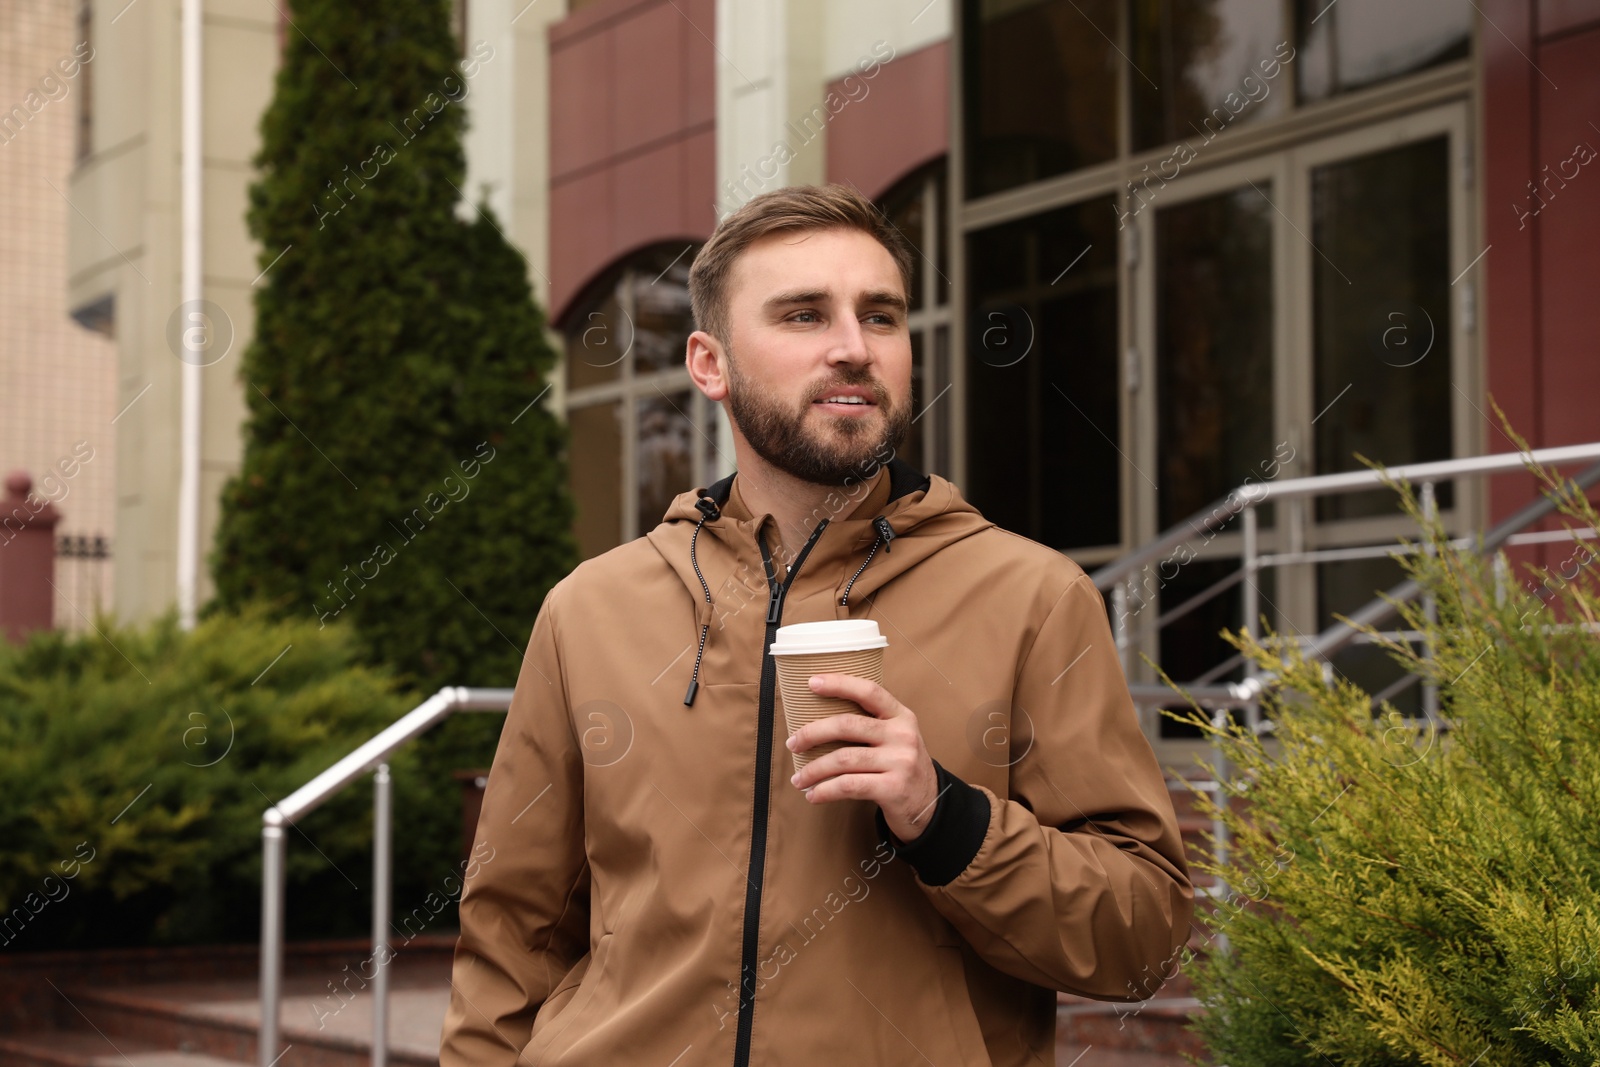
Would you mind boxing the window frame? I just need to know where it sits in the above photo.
[561,246,718,552]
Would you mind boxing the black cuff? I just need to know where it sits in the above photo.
[874,759,991,887]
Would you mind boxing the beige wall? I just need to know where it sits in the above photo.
[1,0,119,628]
[64,0,565,625]
[65,0,288,625]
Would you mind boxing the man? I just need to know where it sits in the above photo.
[441,184,1193,1066]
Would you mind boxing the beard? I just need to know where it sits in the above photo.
[724,349,912,487]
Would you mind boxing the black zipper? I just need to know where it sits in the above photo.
[733,517,829,1067]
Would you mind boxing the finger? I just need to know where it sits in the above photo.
[806,673,902,718]
[786,711,886,753]
[790,743,892,790]
[801,771,884,806]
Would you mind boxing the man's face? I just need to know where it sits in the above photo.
[718,226,913,486]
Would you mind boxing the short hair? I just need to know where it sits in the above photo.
[687,183,916,346]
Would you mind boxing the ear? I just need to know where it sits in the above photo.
[686,330,730,402]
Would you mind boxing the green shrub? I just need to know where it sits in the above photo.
[1173,444,1600,1065]
[0,605,465,950]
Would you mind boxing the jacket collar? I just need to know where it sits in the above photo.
[649,455,992,705]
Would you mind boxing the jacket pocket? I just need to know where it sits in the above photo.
[524,932,613,1060]
[933,942,995,1067]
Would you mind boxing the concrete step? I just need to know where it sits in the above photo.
[1057,996,1206,1060]
[58,976,448,1067]
[0,1030,243,1067]
[1059,1041,1209,1067]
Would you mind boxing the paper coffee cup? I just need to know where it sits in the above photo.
[770,620,888,773]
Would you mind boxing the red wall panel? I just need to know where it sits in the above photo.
[825,40,949,200]
[547,0,717,324]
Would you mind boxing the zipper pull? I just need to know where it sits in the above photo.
[873,516,896,552]
[766,585,784,624]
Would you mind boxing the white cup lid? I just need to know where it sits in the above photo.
[769,619,888,655]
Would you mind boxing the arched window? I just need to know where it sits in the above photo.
[561,243,719,560]
[877,160,953,479]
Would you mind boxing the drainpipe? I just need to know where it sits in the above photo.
[177,0,202,629]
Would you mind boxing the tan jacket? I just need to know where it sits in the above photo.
[441,458,1193,1066]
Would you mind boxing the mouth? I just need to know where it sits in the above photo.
[812,390,878,414]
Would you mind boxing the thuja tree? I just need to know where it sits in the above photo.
[1173,432,1600,1065]
[211,0,576,702]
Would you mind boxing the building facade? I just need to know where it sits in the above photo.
[59,0,1600,764]
[2,0,118,630]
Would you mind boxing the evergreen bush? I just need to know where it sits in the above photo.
[0,605,463,949]
[1174,433,1600,1065]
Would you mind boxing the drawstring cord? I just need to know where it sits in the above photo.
[840,516,897,607]
[683,496,719,707]
[685,502,897,701]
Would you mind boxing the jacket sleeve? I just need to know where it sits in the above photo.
[440,581,590,1065]
[875,572,1194,1000]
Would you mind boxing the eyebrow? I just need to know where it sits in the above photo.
[762,287,909,316]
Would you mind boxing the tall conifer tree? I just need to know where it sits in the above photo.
[212,0,576,695]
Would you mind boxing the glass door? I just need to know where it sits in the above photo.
[1131,102,1472,742]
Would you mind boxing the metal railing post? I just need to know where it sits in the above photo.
[372,763,392,1067]
[259,815,286,1067]
[1420,482,1440,721]
[1241,505,1261,737]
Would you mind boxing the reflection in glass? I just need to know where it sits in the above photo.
[630,249,696,374]
[1311,136,1451,522]
[967,197,1120,549]
[569,401,622,560]
[963,0,1120,199]
[566,287,626,390]
[637,390,697,538]
[1130,0,1288,153]
[881,164,950,312]
[900,332,927,474]
[1155,185,1274,529]
[1157,559,1276,737]
[1295,0,1470,102]
[565,243,700,388]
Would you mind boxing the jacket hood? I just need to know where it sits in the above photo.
[647,457,995,705]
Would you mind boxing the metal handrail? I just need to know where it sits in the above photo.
[1093,441,1600,926]
[258,686,514,1067]
[1090,441,1600,590]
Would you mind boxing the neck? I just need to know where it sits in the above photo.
[730,449,887,566]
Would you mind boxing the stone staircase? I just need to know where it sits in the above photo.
[0,938,454,1067]
[0,783,1216,1067]
[1054,777,1217,1066]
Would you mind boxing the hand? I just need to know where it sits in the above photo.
[785,673,941,843]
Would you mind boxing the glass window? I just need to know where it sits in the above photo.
[877,163,954,478]
[967,196,1120,549]
[636,390,699,537]
[882,169,936,314]
[566,285,625,390]
[569,401,622,561]
[564,243,706,558]
[963,0,1121,199]
[1130,0,1290,153]
[1311,136,1452,522]
[630,250,695,374]
[76,1,92,162]
[1318,555,1420,718]
[1295,0,1471,103]
[1155,185,1275,529]
[1156,558,1277,737]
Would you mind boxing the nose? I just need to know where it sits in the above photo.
[825,314,872,368]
